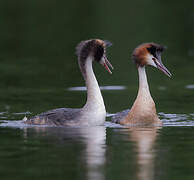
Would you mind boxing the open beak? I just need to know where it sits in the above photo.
[154,56,172,78]
[100,56,114,74]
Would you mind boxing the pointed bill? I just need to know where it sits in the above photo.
[100,56,114,74]
[155,56,172,78]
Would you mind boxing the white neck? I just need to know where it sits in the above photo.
[137,66,151,97]
[83,57,105,112]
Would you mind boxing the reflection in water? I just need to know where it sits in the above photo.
[129,127,160,180]
[2,119,194,180]
[22,125,106,180]
[82,127,106,180]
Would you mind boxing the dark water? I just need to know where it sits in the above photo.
[0,0,194,179]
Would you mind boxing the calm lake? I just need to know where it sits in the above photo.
[0,0,194,179]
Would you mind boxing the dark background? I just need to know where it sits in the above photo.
[0,0,193,115]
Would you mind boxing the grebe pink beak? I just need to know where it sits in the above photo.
[100,55,114,74]
[153,56,172,78]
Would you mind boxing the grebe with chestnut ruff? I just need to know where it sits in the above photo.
[112,42,171,126]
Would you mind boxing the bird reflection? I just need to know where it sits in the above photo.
[129,127,161,180]
[83,127,106,180]
[23,125,106,180]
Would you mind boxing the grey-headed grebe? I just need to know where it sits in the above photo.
[25,39,113,126]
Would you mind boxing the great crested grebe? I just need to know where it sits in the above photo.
[25,39,113,126]
[112,42,171,126]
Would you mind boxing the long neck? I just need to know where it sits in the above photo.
[137,66,151,98]
[82,57,105,111]
[122,66,159,125]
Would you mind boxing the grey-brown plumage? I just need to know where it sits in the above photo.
[25,39,113,126]
[111,109,130,123]
[26,108,81,126]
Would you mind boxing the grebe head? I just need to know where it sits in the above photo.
[132,42,172,77]
[76,39,113,74]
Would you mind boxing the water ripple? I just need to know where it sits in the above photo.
[159,112,194,126]
[0,111,31,120]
